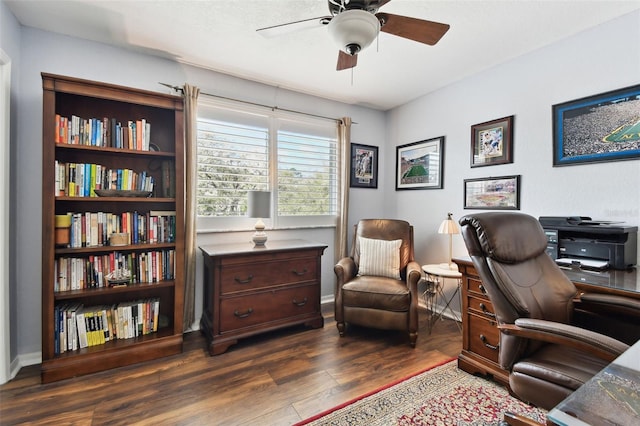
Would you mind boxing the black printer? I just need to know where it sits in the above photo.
[539,216,637,270]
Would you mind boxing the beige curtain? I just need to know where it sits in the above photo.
[182,84,200,331]
[335,117,352,261]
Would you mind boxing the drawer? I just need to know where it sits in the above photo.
[468,312,500,363]
[467,277,489,297]
[459,262,478,278]
[468,295,496,320]
[219,285,319,332]
[220,258,318,294]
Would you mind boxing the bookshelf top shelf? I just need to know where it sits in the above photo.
[56,143,176,157]
[56,196,175,202]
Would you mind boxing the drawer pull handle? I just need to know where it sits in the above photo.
[292,297,308,307]
[292,268,308,276]
[479,334,499,351]
[478,285,487,294]
[234,275,254,284]
[479,303,496,318]
[234,308,254,318]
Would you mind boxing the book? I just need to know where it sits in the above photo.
[76,308,89,349]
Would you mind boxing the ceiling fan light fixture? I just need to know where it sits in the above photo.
[328,9,380,56]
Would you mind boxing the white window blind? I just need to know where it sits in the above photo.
[277,119,337,218]
[196,98,338,230]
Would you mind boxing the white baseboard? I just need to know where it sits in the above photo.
[4,351,40,383]
[320,295,334,305]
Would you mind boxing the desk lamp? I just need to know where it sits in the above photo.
[438,212,460,270]
[247,190,271,247]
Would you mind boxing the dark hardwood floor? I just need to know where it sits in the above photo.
[0,304,462,425]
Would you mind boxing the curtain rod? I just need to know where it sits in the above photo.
[159,83,354,124]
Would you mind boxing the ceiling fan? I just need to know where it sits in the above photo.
[256,0,450,71]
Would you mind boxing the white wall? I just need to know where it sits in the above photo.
[13,27,386,361]
[1,0,22,382]
[386,10,640,307]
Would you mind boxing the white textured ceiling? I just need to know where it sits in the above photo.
[6,0,640,110]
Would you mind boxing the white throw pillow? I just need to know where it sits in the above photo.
[357,236,402,280]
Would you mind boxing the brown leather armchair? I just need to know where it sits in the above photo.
[459,212,640,410]
[334,219,422,347]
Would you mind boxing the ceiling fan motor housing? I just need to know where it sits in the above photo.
[328,9,380,56]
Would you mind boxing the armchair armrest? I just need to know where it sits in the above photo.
[406,260,421,289]
[334,257,356,285]
[499,318,629,362]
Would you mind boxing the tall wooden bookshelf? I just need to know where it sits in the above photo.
[41,73,185,383]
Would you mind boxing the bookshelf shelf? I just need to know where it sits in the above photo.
[56,143,176,157]
[55,196,175,202]
[51,327,177,359]
[41,73,185,383]
[53,281,176,301]
[55,242,176,255]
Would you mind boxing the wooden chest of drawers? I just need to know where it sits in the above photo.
[199,239,327,355]
[454,258,510,387]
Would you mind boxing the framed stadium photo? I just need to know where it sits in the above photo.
[470,115,514,167]
[396,136,444,190]
[350,143,378,188]
[553,84,640,166]
[464,175,521,210]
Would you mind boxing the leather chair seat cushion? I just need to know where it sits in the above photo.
[342,276,410,312]
[510,344,609,409]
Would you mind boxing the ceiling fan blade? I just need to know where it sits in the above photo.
[337,50,358,71]
[377,13,450,45]
[257,16,331,38]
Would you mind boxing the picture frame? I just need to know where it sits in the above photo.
[350,143,378,188]
[464,175,521,210]
[396,136,444,190]
[553,84,640,166]
[470,115,514,167]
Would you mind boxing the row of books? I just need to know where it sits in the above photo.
[61,210,176,248]
[55,114,152,151]
[54,161,155,197]
[54,249,176,292]
[54,299,160,354]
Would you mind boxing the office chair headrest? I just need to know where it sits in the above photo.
[460,212,548,263]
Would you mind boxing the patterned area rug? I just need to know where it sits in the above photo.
[296,360,546,426]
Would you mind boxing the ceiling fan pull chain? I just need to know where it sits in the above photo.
[351,67,354,86]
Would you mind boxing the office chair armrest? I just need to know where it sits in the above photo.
[578,292,640,317]
[334,257,356,285]
[500,318,628,362]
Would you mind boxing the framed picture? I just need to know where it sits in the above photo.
[396,136,444,190]
[553,84,640,166]
[464,175,521,210]
[350,143,378,188]
[470,115,514,167]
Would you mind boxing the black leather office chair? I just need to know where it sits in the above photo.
[459,212,640,410]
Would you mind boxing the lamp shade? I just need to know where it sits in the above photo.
[327,9,380,55]
[438,212,459,235]
[247,191,271,218]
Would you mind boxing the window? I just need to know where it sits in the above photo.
[196,98,338,230]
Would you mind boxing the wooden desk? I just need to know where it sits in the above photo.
[547,339,640,425]
[199,239,327,355]
[453,257,640,388]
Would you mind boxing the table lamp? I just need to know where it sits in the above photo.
[438,212,460,271]
[247,190,271,246]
